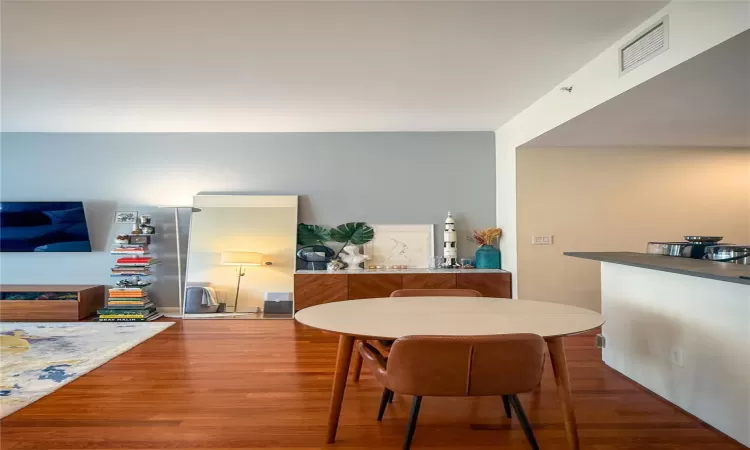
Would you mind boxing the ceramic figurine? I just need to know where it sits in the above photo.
[443,211,458,267]
[339,245,370,269]
[327,258,346,271]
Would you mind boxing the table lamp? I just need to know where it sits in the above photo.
[221,251,264,312]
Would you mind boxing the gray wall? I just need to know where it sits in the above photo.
[0,132,496,307]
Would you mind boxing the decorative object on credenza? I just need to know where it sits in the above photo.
[428,255,444,269]
[327,258,346,271]
[297,223,331,245]
[460,258,475,268]
[443,212,458,268]
[114,211,138,224]
[297,245,336,270]
[364,224,434,269]
[297,224,335,269]
[297,222,374,269]
[469,227,502,269]
[338,245,371,269]
[329,222,375,257]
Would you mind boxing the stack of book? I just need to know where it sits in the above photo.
[100,231,163,322]
[111,244,149,255]
[110,256,158,277]
[98,288,162,321]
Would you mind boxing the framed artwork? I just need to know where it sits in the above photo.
[114,211,138,224]
[364,225,435,268]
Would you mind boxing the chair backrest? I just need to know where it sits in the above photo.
[385,334,545,397]
[390,289,482,298]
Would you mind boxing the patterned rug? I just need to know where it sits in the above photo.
[0,321,174,418]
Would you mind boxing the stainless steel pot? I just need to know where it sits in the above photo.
[704,245,750,264]
[684,236,723,244]
[646,242,693,257]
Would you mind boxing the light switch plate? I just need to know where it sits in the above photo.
[532,235,554,245]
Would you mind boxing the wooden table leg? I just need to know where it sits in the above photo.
[546,336,580,450]
[351,340,363,382]
[327,334,355,443]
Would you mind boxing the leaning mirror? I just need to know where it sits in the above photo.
[183,195,298,319]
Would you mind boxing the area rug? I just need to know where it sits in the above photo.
[0,321,174,418]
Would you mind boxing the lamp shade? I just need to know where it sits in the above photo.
[221,251,264,266]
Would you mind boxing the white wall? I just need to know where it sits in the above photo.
[601,263,750,447]
[495,1,750,297]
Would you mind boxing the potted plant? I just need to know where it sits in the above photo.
[468,227,502,269]
[297,224,335,270]
[297,222,374,269]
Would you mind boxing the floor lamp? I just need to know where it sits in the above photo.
[157,205,201,318]
[221,251,264,313]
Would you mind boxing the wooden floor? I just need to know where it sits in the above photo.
[1,320,742,450]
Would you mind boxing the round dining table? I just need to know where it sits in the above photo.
[295,296,604,450]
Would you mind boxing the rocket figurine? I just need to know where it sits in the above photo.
[443,212,458,268]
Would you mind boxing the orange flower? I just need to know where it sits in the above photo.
[468,227,502,246]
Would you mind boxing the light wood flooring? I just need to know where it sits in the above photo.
[1,320,743,449]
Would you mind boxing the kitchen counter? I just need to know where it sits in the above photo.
[568,251,750,445]
[295,268,508,275]
[565,251,750,286]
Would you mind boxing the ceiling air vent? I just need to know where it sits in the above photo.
[619,16,669,75]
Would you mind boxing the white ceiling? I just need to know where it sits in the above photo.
[0,0,666,132]
[524,30,750,148]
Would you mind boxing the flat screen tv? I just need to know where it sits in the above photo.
[0,202,92,252]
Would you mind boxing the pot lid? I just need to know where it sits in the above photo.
[684,235,723,243]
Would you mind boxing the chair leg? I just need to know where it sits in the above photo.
[502,395,512,418]
[351,346,363,382]
[377,388,392,421]
[508,395,539,450]
[403,396,422,450]
[388,390,394,404]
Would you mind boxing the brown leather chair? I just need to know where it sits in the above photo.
[359,334,545,450]
[351,289,483,381]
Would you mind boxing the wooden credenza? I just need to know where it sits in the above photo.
[0,285,105,321]
[294,271,511,310]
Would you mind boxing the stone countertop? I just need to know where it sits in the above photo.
[565,252,750,286]
[295,268,509,275]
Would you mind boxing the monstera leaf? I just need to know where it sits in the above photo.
[297,223,331,246]
[330,222,374,245]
